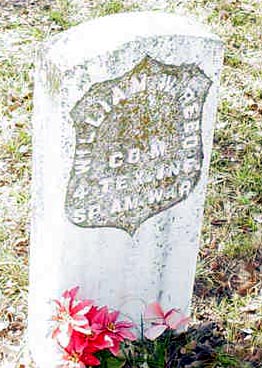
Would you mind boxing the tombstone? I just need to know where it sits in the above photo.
[29,11,223,367]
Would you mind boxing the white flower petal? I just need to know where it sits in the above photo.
[57,330,71,348]
[76,305,92,315]
[74,325,92,335]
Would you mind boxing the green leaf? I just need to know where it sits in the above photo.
[147,340,166,368]
[106,357,126,368]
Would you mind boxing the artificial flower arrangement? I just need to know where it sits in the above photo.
[51,287,190,368]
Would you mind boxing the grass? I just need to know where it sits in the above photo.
[48,0,76,29]
[0,0,261,366]
[92,0,138,17]
[214,349,247,367]
[96,0,126,15]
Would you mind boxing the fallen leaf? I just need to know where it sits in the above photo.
[237,279,257,296]
[210,261,219,271]
[211,219,228,226]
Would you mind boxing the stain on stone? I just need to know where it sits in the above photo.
[65,56,212,235]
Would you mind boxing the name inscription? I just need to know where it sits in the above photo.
[65,56,211,234]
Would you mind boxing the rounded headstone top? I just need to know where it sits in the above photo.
[44,11,221,70]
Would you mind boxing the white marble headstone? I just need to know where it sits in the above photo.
[29,11,223,367]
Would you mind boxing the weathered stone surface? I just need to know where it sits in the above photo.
[66,57,211,234]
[29,11,223,367]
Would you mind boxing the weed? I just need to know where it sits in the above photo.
[49,10,71,29]
[96,0,125,16]
[214,348,248,367]
[49,0,78,29]
[93,0,138,17]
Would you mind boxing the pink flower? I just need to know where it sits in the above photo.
[144,302,190,340]
[52,287,137,363]
[87,306,137,356]
[58,346,100,367]
[52,286,93,347]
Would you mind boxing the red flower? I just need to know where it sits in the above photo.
[144,302,190,340]
[67,330,113,355]
[52,287,137,364]
[60,331,100,368]
[89,306,136,356]
[52,286,93,347]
